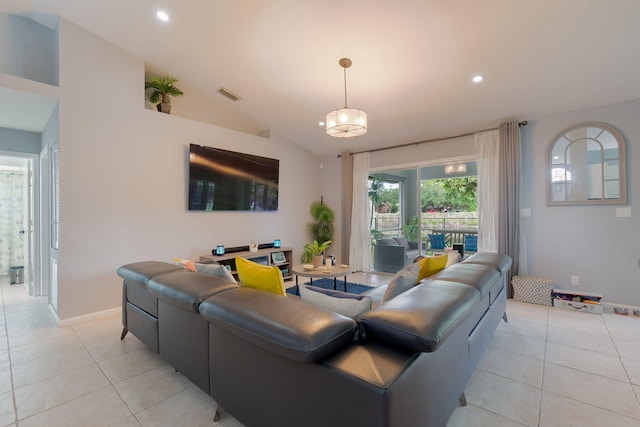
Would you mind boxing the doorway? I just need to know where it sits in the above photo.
[0,154,39,296]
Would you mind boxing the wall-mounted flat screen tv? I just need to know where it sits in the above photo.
[188,144,279,211]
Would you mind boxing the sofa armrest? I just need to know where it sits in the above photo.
[200,288,357,363]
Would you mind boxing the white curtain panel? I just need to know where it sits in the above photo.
[474,130,500,252]
[349,153,372,273]
[341,153,353,264]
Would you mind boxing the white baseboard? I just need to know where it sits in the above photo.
[51,306,120,327]
[602,302,640,315]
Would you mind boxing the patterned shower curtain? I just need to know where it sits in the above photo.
[0,170,24,275]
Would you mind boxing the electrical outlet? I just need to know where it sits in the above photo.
[571,275,580,286]
[522,208,531,217]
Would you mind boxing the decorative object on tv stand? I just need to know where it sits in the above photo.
[303,240,332,268]
[326,57,367,138]
[249,242,259,252]
[145,75,184,114]
[216,245,225,256]
[274,239,281,248]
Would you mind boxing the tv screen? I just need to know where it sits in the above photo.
[188,144,279,211]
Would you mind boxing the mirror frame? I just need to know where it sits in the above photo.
[546,122,627,206]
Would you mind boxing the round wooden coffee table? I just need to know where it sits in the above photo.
[291,264,352,295]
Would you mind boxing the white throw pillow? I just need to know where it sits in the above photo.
[446,251,461,268]
[194,262,237,283]
[381,262,422,303]
[299,285,372,318]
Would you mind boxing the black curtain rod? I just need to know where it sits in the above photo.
[339,121,528,157]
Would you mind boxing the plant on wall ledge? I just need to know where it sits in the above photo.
[145,75,184,114]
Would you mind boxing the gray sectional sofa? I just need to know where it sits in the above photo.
[117,252,511,427]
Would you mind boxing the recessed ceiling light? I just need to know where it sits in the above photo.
[472,75,484,83]
[156,10,169,22]
[318,121,325,126]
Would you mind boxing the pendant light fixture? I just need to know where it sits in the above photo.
[326,58,367,138]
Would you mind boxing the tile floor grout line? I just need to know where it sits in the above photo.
[463,402,529,426]
[1,279,19,426]
[536,306,549,427]
[542,389,640,423]
[602,314,640,408]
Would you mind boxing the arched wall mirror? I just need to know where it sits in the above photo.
[546,122,627,206]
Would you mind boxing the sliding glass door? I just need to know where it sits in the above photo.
[369,161,478,273]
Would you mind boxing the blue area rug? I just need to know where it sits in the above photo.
[286,278,373,296]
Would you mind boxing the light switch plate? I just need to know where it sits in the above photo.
[616,207,631,218]
[522,208,531,217]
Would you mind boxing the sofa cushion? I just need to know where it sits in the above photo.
[200,287,357,363]
[377,238,398,246]
[394,237,410,249]
[359,280,480,352]
[299,285,372,318]
[462,252,512,274]
[381,262,422,303]
[428,233,446,250]
[432,263,499,296]
[417,254,448,282]
[147,271,239,313]
[117,261,185,287]
[235,256,286,296]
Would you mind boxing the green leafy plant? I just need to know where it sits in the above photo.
[302,239,332,262]
[301,201,335,263]
[145,76,184,105]
[403,215,420,242]
[307,201,335,247]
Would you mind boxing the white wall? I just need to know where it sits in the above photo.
[56,19,320,320]
[521,98,640,306]
[0,14,57,86]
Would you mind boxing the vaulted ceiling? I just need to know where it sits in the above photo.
[3,0,640,157]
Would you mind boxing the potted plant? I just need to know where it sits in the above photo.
[145,75,184,114]
[303,240,332,267]
[308,200,335,248]
[301,200,335,264]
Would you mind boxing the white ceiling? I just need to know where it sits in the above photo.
[3,0,640,157]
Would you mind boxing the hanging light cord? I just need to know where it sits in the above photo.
[343,66,348,108]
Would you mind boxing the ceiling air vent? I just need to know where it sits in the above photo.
[218,87,241,101]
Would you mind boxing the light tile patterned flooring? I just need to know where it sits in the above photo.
[1,273,640,426]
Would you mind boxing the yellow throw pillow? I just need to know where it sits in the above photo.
[235,256,287,296]
[417,254,448,283]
